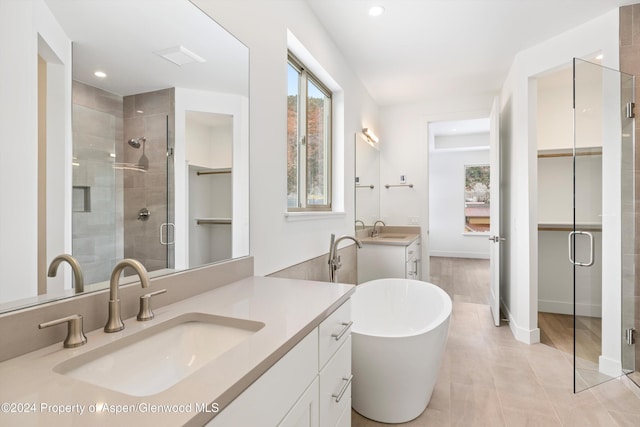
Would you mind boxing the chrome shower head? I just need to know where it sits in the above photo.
[127,137,146,149]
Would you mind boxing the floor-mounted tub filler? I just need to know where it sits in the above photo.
[351,278,452,423]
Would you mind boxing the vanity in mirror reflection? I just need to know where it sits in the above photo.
[0,0,249,313]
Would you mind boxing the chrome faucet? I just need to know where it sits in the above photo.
[48,254,84,293]
[329,234,362,283]
[371,220,386,237]
[105,259,150,333]
[355,220,365,230]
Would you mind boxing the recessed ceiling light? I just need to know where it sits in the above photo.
[369,5,385,16]
[94,71,107,78]
[595,53,604,60]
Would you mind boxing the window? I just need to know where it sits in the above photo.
[287,53,332,211]
[464,165,490,232]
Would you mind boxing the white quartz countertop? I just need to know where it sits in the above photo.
[0,276,354,426]
[359,233,419,246]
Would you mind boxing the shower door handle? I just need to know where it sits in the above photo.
[160,223,175,245]
[568,231,594,267]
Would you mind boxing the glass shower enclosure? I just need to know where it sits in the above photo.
[572,58,635,392]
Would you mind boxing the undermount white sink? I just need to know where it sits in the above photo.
[54,313,265,396]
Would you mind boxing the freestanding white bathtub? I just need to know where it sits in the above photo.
[351,278,452,423]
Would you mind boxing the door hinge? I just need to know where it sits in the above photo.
[626,102,635,119]
[166,147,174,157]
[626,328,636,345]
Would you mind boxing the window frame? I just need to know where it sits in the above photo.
[287,52,333,212]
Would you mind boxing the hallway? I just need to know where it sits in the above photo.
[352,257,640,426]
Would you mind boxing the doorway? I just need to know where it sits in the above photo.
[427,118,492,306]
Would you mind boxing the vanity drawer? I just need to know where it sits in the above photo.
[319,335,351,427]
[406,238,420,260]
[318,300,351,369]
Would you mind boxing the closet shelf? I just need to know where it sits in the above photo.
[537,148,602,158]
[538,221,602,232]
[196,168,232,176]
[196,218,232,225]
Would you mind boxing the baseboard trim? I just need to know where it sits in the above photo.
[501,300,540,344]
[599,355,622,378]
[429,251,489,259]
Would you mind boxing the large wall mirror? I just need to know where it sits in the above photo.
[0,0,249,313]
[355,132,380,227]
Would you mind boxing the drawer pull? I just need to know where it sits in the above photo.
[332,375,353,403]
[331,321,353,341]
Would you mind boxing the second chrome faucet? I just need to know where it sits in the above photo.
[104,259,150,333]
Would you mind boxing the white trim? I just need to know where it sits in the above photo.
[598,355,622,378]
[284,211,346,221]
[502,299,540,344]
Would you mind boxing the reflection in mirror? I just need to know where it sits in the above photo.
[463,165,490,233]
[355,132,380,227]
[0,0,249,314]
[186,112,233,266]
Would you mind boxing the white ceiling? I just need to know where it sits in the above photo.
[306,0,636,107]
[44,0,248,97]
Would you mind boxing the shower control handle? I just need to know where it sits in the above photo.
[137,208,150,221]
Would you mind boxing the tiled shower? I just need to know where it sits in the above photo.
[72,82,174,284]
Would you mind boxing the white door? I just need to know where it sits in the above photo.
[488,96,502,327]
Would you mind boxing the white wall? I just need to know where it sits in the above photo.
[429,145,490,259]
[499,7,621,372]
[379,99,493,281]
[193,0,379,276]
[0,0,71,302]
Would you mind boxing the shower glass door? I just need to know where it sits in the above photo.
[572,58,634,392]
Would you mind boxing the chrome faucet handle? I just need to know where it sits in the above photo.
[137,289,167,321]
[39,314,87,348]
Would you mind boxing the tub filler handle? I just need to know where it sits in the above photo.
[332,374,354,403]
[331,321,353,341]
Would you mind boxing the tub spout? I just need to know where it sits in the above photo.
[329,234,362,283]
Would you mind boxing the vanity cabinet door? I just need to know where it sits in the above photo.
[357,244,406,282]
[358,238,421,282]
[278,377,319,427]
[206,330,318,426]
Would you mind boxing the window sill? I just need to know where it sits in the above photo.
[284,211,346,221]
[463,232,490,237]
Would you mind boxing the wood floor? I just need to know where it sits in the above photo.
[352,256,640,426]
[539,312,602,363]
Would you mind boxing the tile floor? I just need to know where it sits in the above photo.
[351,257,640,427]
